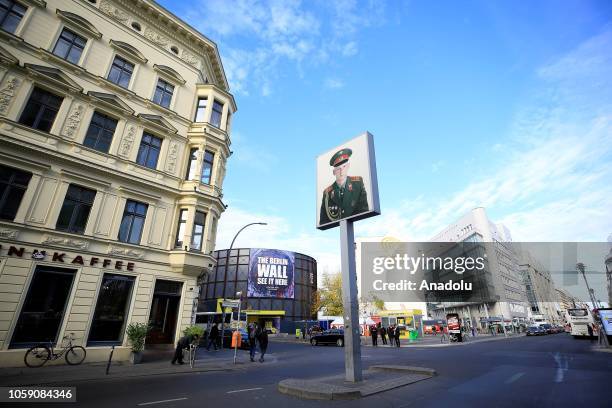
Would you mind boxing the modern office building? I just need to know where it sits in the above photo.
[198,248,317,333]
[518,251,560,324]
[0,0,235,366]
[427,207,530,330]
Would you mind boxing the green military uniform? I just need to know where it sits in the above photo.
[319,149,369,225]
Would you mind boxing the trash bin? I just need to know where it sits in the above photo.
[296,328,301,339]
[408,329,418,341]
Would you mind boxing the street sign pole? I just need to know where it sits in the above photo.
[340,219,362,382]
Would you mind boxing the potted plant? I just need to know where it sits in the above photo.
[183,325,204,339]
[126,322,149,364]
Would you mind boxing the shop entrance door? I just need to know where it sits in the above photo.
[146,280,182,344]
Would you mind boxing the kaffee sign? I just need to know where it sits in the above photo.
[0,244,136,271]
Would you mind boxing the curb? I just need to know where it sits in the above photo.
[369,365,437,376]
[278,379,361,400]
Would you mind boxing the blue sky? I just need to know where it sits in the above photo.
[159,0,612,273]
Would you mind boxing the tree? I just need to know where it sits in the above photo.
[312,273,343,316]
[359,293,385,317]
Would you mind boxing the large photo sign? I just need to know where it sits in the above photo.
[247,248,295,298]
[316,132,380,230]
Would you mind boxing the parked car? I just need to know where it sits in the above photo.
[527,326,546,336]
[310,329,344,347]
[540,324,554,334]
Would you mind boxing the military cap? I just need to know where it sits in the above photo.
[329,148,352,167]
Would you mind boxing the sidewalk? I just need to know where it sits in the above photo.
[0,349,245,387]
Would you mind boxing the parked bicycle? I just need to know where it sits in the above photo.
[24,333,86,368]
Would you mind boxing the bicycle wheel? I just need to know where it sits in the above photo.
[65,346,86,365]
[24,345,50,368]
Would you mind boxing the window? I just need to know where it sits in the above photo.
[52,28,86,64]
[194,97,207,122]
[10,266,76,348]
[136,132,162,169]
[88,274,135,345]
[56,184,96,234]
[191,211,205,250]
[18,87,63,132]
[200,150,214,184]
[83,112,117,153]
[152,78,174,108]
[185,148,198,180]
[0,164,31,221]
[210,100,223,127]
[118,200,147,244]
[107,55,134,88]
[174,209,187,248]
[0,0,26,34]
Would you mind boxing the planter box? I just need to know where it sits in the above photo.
[130,351,143,364]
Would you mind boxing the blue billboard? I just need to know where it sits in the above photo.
[247,248,295,299]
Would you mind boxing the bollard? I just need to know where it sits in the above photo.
[106,345,115,375]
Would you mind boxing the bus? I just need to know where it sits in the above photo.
[566,308,593,337]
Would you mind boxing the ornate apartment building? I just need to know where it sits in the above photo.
[0,0,235,366]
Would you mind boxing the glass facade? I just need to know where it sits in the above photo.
[199,248,317,322]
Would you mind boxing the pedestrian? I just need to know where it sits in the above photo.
[248,323,258,362]
[587,323,594,341]
[257,326,269,362]
[206,323,219,351]
[394,326,401,347]
[380,326,387,345]
[471,326,476,337]
[370,324,378,346]
[172,332,199,365]
[387,325,394,345]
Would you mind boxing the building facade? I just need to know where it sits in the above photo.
[199,248,317,333]
[0,0,235,366]
[518,251,560,324]
[427,207,530,330]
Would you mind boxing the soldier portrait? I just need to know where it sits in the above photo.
[319,148,369,225]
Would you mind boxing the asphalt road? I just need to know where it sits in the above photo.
[26,334,612,408]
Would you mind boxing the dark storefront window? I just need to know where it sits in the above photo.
[0,164,31,221]
[87,274,135,345]
[10,266,76,348]
[147,280,182,345]
[56,184,96,234]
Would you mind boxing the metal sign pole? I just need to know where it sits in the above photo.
[340,219,362,382]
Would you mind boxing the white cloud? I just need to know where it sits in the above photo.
[184,0,385,95]
[353,26,612,242]
[324,78,344,89]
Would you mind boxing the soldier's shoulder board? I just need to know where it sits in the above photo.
[349,176,363,182]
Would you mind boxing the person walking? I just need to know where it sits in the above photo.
[587,323,594,342]
[394,327,401,347]
[380,326,387,345]
[248,323,258,362]
[257,326,269,362]
[370,324,378,347]
[388,325,395,345]
[206,323,219,351]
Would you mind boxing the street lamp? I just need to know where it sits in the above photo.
[229,222,268,252]
[219,222,267,355]
[234,291,242,364]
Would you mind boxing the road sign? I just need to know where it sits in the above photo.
[222,300,240,308]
